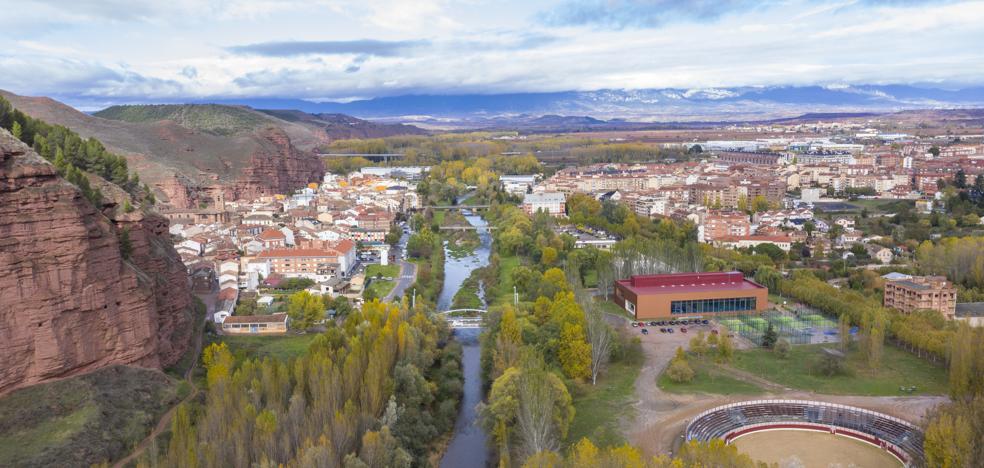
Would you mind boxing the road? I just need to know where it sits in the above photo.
[384,230,417,302]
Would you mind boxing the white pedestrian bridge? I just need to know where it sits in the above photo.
[438,308,487,329]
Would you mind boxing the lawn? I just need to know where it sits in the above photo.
[658,358,764,395]
[566,355,643,448]
[213,334,318,361]
[490,254,521,306]
[597,299,633,321]
[366,264,400,278]
[730,343,948,396]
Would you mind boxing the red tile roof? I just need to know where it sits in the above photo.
[616,271,765,295]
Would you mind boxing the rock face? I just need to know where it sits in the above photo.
[0,129,192,396]
[226,127,326,201]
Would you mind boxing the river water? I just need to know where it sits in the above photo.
[439,212,492,468]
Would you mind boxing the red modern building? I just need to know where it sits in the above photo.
[614,271,768,319]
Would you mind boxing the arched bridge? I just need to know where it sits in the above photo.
[438,308,487,329]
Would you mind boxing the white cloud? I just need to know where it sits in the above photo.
[0,0,981,103]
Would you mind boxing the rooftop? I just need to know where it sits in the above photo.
[223,313,289,324]
[616,271,765,295]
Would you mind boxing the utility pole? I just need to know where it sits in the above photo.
[412,288,416,310]
[513,285,519,306]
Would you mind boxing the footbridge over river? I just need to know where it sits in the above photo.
[438,308,487,329]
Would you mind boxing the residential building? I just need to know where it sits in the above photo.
[701,211,751,242]
[883,276,957,319]
[522,192,566,216]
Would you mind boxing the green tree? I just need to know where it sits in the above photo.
[11,120,22,140]
[761,322,778,348]
[667,347,695,384]
[286,291,324,330]
[924,411,973,468]
[119,228,133,260]
[716,329,734,363]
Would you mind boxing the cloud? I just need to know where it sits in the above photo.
[540,0,955,29]
[540,0,768,29]
[227,39,428,58]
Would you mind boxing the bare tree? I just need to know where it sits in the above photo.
[584,303,614,385]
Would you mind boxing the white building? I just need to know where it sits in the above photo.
[522,192,566,217]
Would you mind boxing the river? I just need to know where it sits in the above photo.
[439,211,492,468]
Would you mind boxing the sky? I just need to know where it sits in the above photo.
[2,0,983,109]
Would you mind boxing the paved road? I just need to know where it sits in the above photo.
[385,230,417,302]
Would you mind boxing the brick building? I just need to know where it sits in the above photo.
[883,276,957,319]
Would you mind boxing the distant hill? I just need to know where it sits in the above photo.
[206,84,984,122]
[94,104,275,136]
[94,104,426,141]
[1,92,427,208]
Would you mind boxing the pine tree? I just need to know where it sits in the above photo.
[761,322,778,348]
[11,120,22,141]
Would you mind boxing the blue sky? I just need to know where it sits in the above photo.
[1,0,982,108]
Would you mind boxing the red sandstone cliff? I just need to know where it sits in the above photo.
[221,126,326,202]
[0,129,192,396]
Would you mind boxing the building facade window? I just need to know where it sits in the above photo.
[670,297,757,315]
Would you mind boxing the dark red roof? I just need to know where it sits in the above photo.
[617,271,765,295]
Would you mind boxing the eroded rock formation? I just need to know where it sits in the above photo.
[0,129,192,395]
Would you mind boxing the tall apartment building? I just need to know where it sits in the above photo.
[701,210,751,242]
[883,276,957,319]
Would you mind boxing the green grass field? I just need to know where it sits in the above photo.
[731,343,947,395]
[364,264,400,299]
[0,366,179,467]
[490,255,521,306]
[213,334,317,361]
[658,358,765,395]
[566,355,643,448]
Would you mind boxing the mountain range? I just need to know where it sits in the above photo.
[195,84,984,124]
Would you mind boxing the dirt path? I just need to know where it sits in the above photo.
[112,295,210,468]
[619,322,948,458]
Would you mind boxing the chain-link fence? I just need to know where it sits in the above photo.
[716,309,843,346]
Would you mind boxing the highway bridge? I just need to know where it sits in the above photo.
[316,153,405,163]
[414,205,491,210]
[438,225,497,231]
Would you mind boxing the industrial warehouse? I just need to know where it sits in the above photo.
[614,271,769,319]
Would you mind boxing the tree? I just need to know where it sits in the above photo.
[774,338,791,359]
[929,145,941,157]
[804,220,816,238]
[761,322,778,349]
[482,353,574,463]
[11,120,22,140]
[667,347,695,383]
[667,356,695,383]
[119,228,133,260]
[286,291,324,330]
[716,329,734,363]
[955,169,968,189]
[689,331,708,358]
[557,323,591,380]
[838,313,852,352]
[540,246,557,266]
[924,411,973,468]
[583,303,614,385]
[751,195,771,213]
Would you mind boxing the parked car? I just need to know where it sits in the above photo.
[631,322,639,328]
[681,327,687,333]
[668,328,675,333]
[702,320,709,325]
[649,321,658,326]
[641,328,649,335]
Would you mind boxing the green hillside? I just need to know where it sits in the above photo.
[95,104,273,136]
